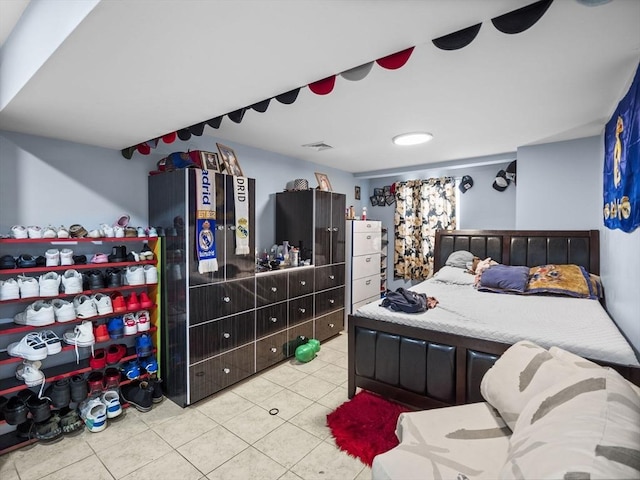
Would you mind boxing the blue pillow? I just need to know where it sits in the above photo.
[478,265,530,293]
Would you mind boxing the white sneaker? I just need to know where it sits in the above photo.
[73,294,98,319]
[60,248,74,266]
[10,225,28,239]
[0,278,20,300]
[100,224,115,238]
[57,225,70,239]
[39,272,61,297]
[27,225,43,238]
[125,265,145,286]
[136,310,150,332]
[16,360,45,387]
[92,293,113,315]
[63,320,95,347]
[39,330,62,355]
[143,265,158,284]
[62,269,83,294]
[146,227,158,237]
[52,298,77,322]
[137,227,146,237]
[123,313,138,335]
[14,300,55,326]
[88,229,103,238]
[100,390,122,418]
[8,332,48,361]
[79,397,107,432]
[113,225,125,238]
[18,275,39,298]
[42,226,58,238]
[45,249,60,267]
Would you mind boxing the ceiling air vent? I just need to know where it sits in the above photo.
[302,141,333,152]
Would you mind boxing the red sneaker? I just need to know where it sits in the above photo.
[90,349,107,369]
[103,367,121,389]
[139,291,153,309]
[94,324,110,343]
[87,371,104,396]
[127,292,140,311]
[111,292,126,313]
[106,343,127,365]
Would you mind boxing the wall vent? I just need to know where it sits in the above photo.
[302,141,333,151]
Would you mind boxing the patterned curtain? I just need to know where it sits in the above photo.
[393,177,456,280]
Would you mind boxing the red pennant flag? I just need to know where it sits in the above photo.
[309,75,336,95]
[162,132,177,143]
[376,47,414,70]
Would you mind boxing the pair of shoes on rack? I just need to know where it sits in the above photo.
[8,330,61,361]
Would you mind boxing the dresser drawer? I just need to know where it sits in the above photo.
[353,232,381,256]
[352,274,380,303]
[286,321,314,357]
[315,310,344,342]
[315,286,344,317]
[353,220,381,233]
[315,264,345,291]
[256,273,287,307]
[289,294,314,326]
[289,268,315,298]
[189,311,255,363]
[189,277,255,325]
[256,331,289,371]
[351,253,380,279]
[256,302,287,338]
[189,344,255,403]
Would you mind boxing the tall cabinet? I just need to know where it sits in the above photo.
[276,189,346,340]
[149,169,256,406]
[345,220,382,316]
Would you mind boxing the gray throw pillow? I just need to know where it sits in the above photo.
[444,250,474,269]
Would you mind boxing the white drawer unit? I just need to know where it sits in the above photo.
[346,220,382,321]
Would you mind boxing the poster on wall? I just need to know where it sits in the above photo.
[603,63,640,233]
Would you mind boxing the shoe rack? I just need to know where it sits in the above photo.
[0,236,161,454]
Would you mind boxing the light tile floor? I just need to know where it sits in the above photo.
[0,332,372,480]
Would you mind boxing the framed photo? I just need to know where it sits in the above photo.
[384,185,392,196]
[370,195,379,206]
[216,143,243,176]
[315,172,332,191]
[374,187,384,196]
[355,186,361,200]
[200,151,220,172]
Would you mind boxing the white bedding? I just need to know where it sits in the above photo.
[355,271,639,366]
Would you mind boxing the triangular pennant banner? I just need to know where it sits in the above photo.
[376,47,414,70]
[341,62,374,81]
[177,128,192,141]
[228,108,247,123]
[162,132,177,143]
[251,98,271,113]
[433,23,482,50]
[276,88,300,104]
[309,76,336,95]
[206,116,223,129]
[189,122,206,136]
[492,0,553,34]
[121,147,135,159]
[137,143,151,155]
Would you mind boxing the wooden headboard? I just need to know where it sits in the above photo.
[434,230,600,275]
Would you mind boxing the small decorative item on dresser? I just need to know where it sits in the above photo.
[216,143,243,176]
[315,172,332,191]
[200,151,220,172]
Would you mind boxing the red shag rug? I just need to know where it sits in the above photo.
[326,390,411,466]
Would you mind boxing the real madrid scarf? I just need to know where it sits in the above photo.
[234,176,250,255]
[196,170,218,273]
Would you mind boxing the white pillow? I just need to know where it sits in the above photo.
[501,367,640,480]
[432,266,475,285]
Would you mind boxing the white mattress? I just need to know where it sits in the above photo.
[355,277,639,366]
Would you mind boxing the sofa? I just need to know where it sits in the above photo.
[371,340,640,480]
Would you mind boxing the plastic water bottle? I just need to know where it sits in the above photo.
[362,207,367,220]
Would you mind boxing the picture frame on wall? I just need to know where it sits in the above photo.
[315,172,332,191]
[216,143,244,176]
[200,151,220,172]
[355,186,361,200]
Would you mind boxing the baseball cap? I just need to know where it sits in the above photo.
[459,175,474,193]
[493,170,510,192]
[505,160,517,185]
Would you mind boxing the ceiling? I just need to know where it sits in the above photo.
[0,0,639,175]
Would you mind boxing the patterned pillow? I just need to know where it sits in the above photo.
[501,367,640,479]
[480,341,596,430]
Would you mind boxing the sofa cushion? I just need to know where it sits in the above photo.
[480,341,592,430]
[501,367,640,479]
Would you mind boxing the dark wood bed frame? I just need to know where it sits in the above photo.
[348,229,640,410]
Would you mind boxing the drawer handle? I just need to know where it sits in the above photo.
[270,347,277,353]
[300,280,306,286]
[299,308,306,313]
[228,225,236,231]
[366,280,371,285]
[329,299,335,304]
[365,257,371,262]
[270,317,278,323]
[271,287,277,292]
[366,235,372,239]
[333,227,338,232]
[326,227,332,232]
[223,332,231,339]
[223,296,230,303]
[223,368,231,374]
[366,224,372,228]
[328,323,335,328]
[329,275,335,280]
[216,225,225,230]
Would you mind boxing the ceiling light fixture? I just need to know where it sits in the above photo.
[392,132,433,146]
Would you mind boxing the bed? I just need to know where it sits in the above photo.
[347,229,640,410]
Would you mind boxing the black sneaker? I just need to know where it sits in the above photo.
[70,374,88,403]
[148,377,164,403]
[0,395,7,421]
[85,270,105,289]
[45,378,71,409]
[108,245,127,263]
[72,254,87,265]
[27,396,51,423]
[0,254,16,269]
[105,268,122,288]
[3,396,28,425]
[121,380,153,413]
